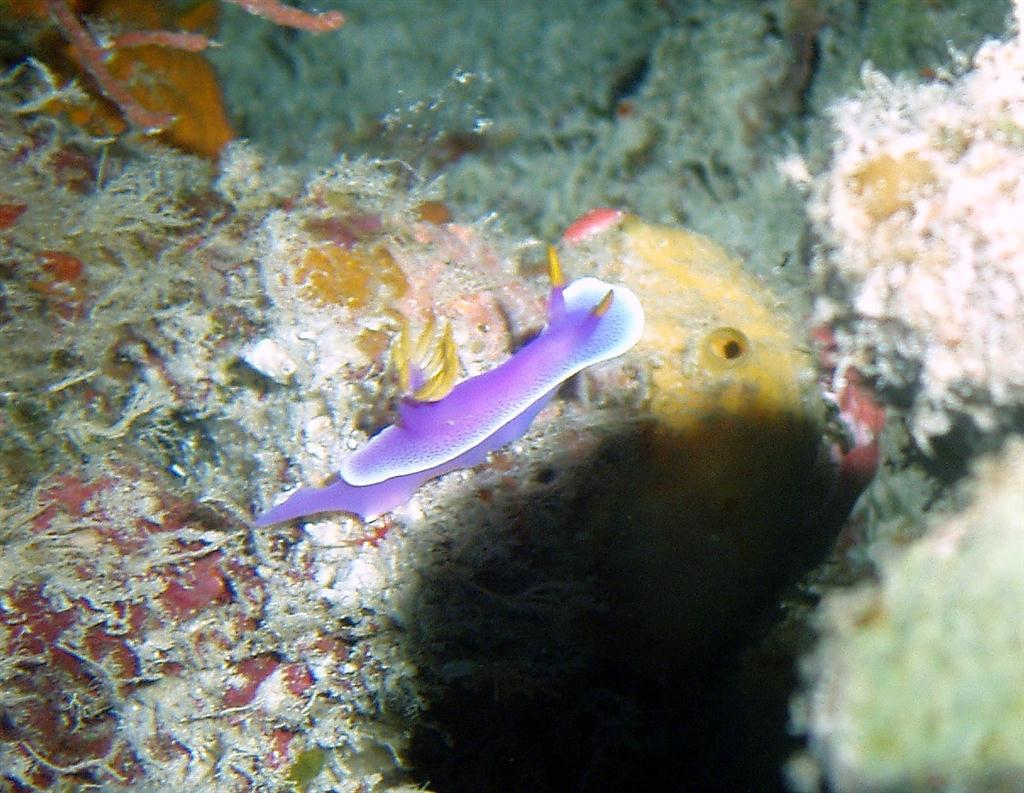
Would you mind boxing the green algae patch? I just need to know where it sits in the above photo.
[798,441,1024,792]
[287,746,327,791]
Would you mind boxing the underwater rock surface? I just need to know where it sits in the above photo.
[3,1,1023,792]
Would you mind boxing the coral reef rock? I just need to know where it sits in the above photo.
[809,4,1024,450]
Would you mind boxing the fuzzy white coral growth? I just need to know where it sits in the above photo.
[810,9,1024,447]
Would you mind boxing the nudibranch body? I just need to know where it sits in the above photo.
[254,253,643,527]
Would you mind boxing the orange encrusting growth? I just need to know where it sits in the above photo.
[0,204,29,230]
[849,153,935,221]
[8,0,233,157]
[415,200,453,225]
[102,0,233,157]
[40,249,85,281]
[295,244,409,310]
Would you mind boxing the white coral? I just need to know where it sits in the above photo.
[811,5,1024,447]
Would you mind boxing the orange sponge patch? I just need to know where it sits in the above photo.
[295,245,409,310]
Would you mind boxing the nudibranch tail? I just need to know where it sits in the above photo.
[254,262,644,527]
[253,389,555,526]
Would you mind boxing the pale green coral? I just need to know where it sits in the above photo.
[795,439,1024,792]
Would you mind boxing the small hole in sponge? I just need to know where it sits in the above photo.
[704,327,749,365]
[534,467,556,485]
[721,339,742,359]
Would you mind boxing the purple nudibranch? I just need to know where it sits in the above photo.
[254,257,644,526]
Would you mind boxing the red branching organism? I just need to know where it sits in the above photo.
[221,0,345,32]
[40,0,345,135]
